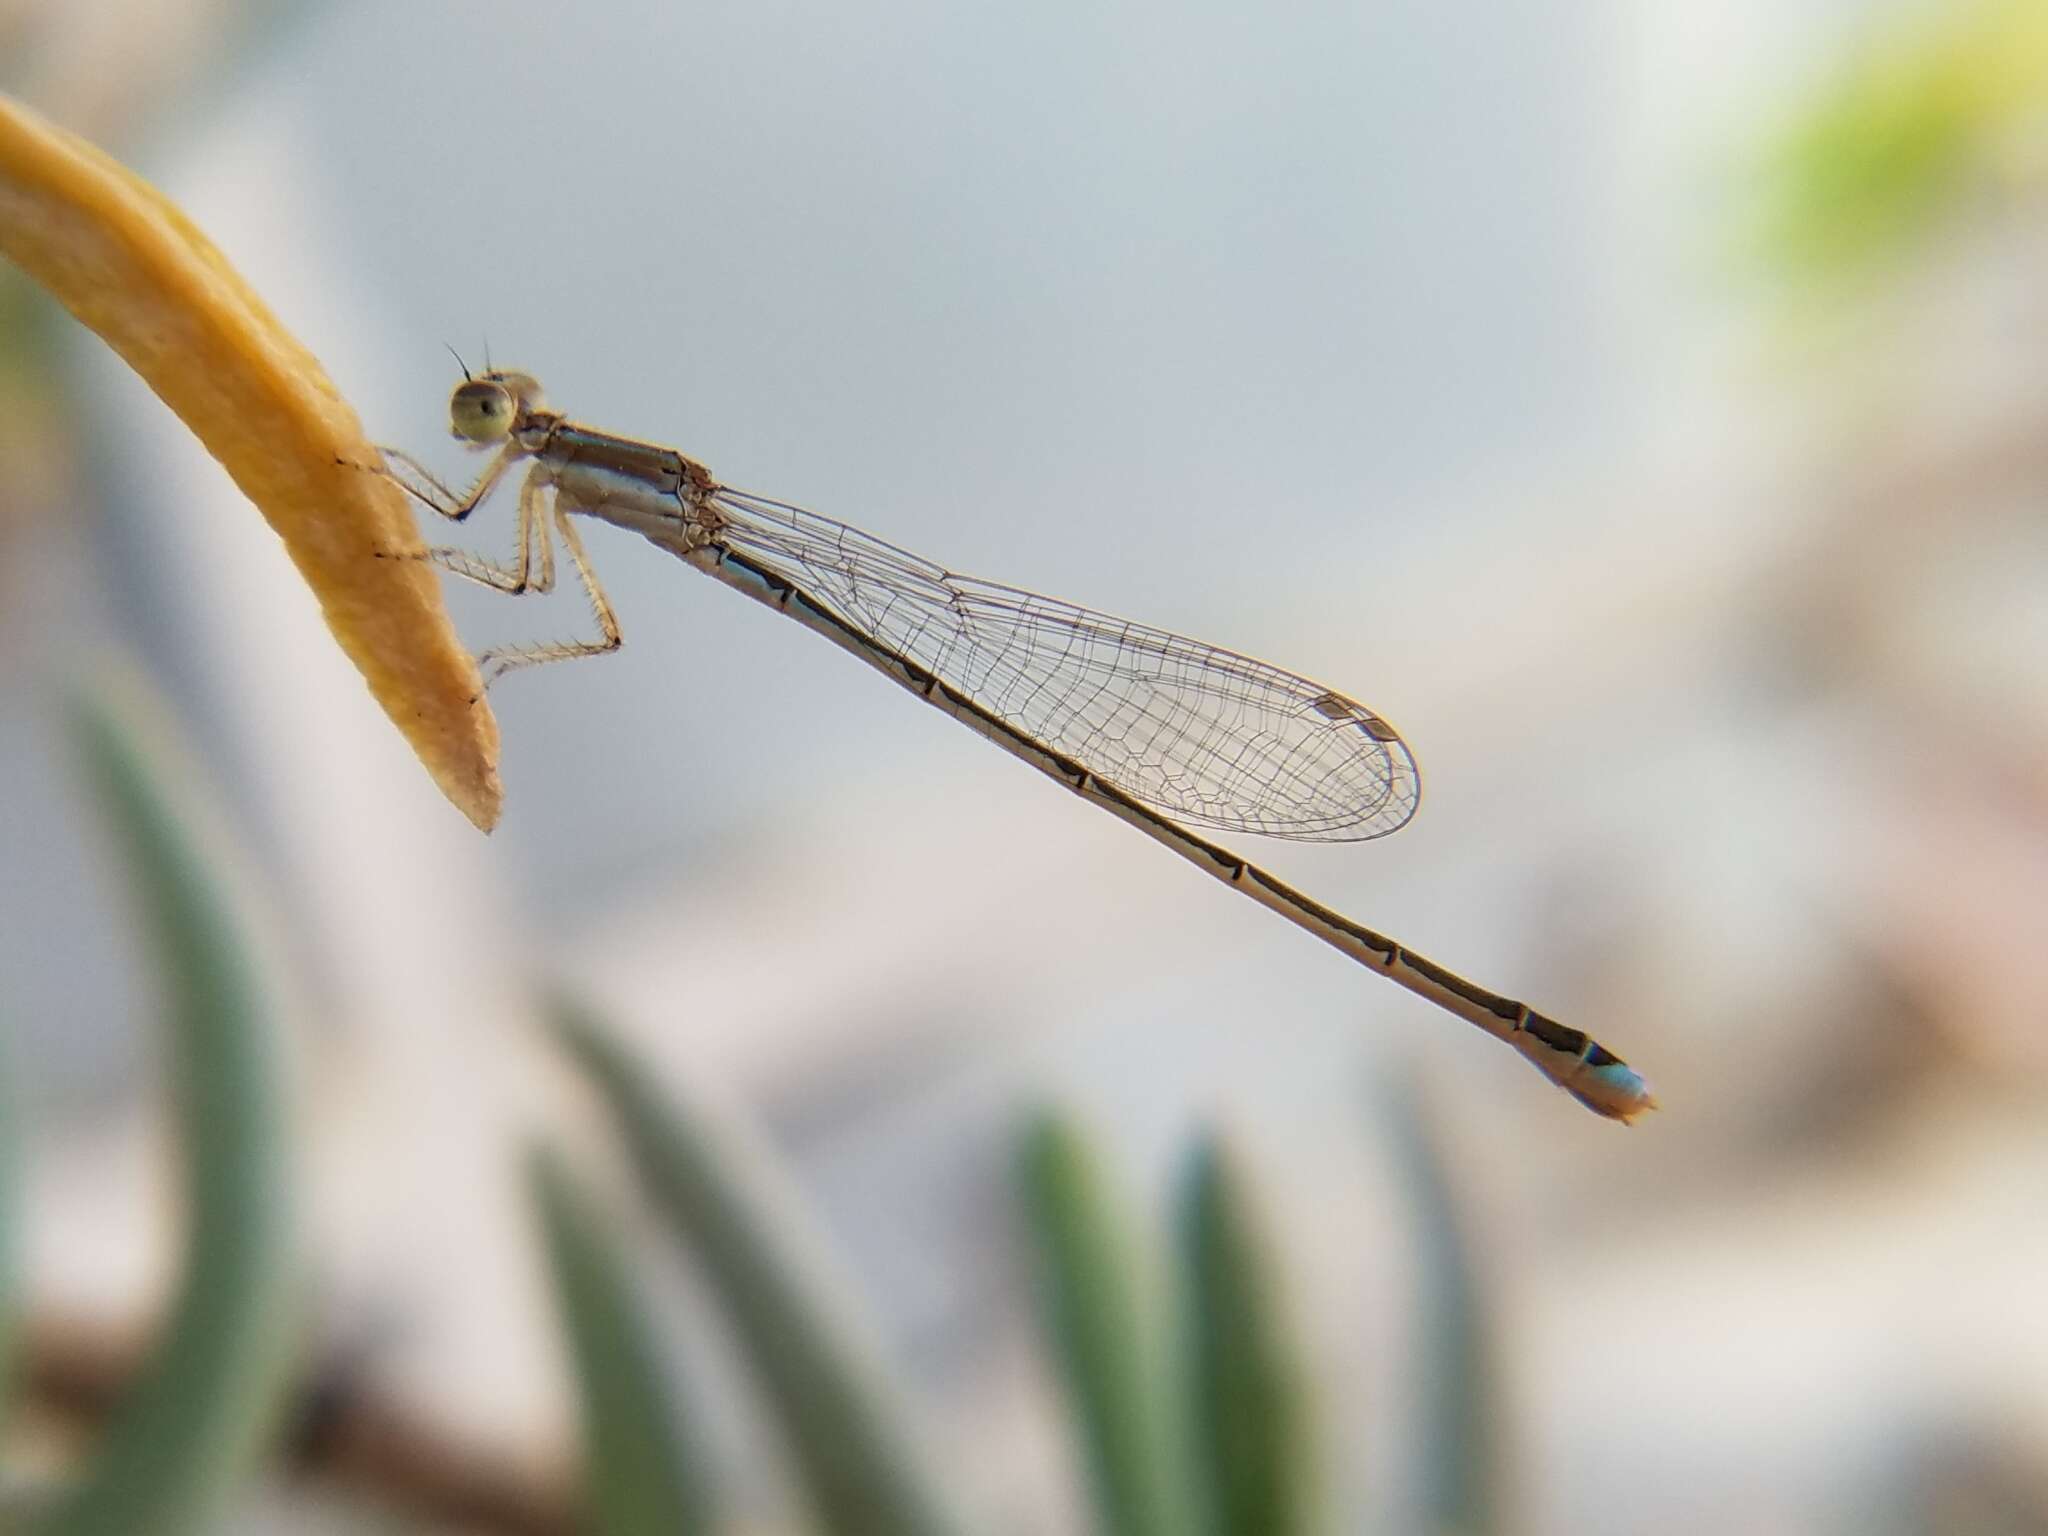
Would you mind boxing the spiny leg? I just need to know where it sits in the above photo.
[527,477,557,595]
[372,443,514,523]
[352,443,619,685]
[350,440,552,592]
[474,502,623,685]
[393,463,559,596]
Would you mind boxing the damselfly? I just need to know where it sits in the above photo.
[374,370,1654,1121]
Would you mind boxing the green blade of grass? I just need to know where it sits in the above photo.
[1179,1135,1320,1536]
[0,1016,15,1431]
[530,1144,716,1536]
[35,674,302,1536]
[551,1000,974,1536]
[1018,1112,1196,1536]
[1383,1088,1506,1536]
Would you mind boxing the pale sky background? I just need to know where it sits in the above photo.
[107,0,1851,921]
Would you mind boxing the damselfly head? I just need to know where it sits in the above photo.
[448,371,546,446]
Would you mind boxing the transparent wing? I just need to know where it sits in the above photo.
[708,489,1419,843]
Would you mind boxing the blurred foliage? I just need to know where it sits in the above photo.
[1383,1091,1505,1536]
[1179,1138,1321,1536]
[1759,0,2048,284]
[552,1001,975,1536]
[0,1019,13,1445]
[0,693,1520,1533]
[530,1144,714,1536]
[546,1039,1350,1536]
[17,676,303,1536]
[1018,1114,1198,1536]
[0,264,66,388]
[0,266,75,582]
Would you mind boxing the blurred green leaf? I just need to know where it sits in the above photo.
[1383,1087,1506,1536]
[35,673,302,1536]
[530,1144,715,1536]
[1178,1136,1320,1536]
[0,1018,15,1432]
[551,999,974,1536]
[1018,1112,1197,1536]
[1759,0,2048,283]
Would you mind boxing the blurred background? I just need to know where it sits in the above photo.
[6,0,2048,1531]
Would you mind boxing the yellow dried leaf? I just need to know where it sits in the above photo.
[0,93,501,830]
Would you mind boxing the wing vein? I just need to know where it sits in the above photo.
[709,489,1420,842]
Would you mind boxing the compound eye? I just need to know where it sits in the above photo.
[449,380,515,444]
